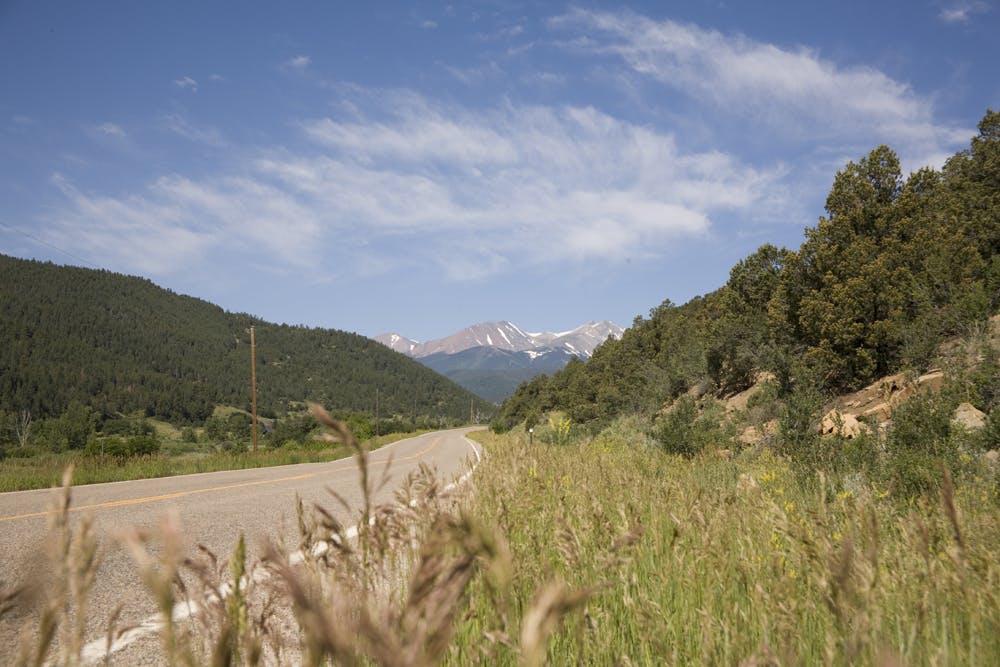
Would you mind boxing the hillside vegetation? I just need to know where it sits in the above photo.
[497,110,1000,437]
[0,255,493,470]
[0,256,490,461]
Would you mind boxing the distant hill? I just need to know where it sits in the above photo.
[0,254,490,423]
[375,321,624,401]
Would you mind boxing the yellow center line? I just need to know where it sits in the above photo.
[0,436,442,524]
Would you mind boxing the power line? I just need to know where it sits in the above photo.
[0,221,100,269]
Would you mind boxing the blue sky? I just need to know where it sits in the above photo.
[1,1,997,342]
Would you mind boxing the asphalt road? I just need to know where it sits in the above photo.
[0,427,483,663]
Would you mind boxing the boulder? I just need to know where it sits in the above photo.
[952,402,987,431]
[819,410,869,439]
[917,370,945,393]
[984,450,999,468]
[738,420,778,446]
[738,426,761,446]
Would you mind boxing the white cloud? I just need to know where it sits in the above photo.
[94,122,126,138]
[301,109,519,166]
[46,91,781,282]
[44,166,324,278]
[291,96,780,273]
[160,113,226,147]
[286,55,311,69]
[47,173,214,275]
[938,1,991,23]
[174,76,198,92]
[549,9,969,163]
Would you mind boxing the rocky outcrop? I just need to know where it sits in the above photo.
[738,420,778,446]
[819,410,869,439]
[723,372,777,414]
[952,402,988,430]
[820,369,949,437]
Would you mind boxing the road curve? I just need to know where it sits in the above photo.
[0,427,483,662]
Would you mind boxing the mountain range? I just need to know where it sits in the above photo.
[375,321,624,401]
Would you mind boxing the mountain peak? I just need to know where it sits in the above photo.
[375,320,624,359]
[373,332,419,355]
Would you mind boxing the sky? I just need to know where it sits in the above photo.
[1,1,998,342]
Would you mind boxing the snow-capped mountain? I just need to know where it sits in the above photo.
[374,321,623,360]
[377,333,420,356]
[373,321,625,402]
[525,321,626,358]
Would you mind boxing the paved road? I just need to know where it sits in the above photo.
[0,427,482,663]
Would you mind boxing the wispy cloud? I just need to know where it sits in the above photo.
[160,113,226,147]
[938,0,991,23]
[174,76,198,92]
[47,89,781,283]
[94,122,126,138]
[45,10,975,289]
[550,9,969,167]
[47,173,215,275]
[45,168,323,278]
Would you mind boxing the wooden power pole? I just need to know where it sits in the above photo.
[250,326,258,454]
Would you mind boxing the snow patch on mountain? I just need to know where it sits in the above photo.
[374,320,624,360]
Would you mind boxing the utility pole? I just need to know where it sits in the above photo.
[250,326,258,454]
[470,398,474,425]
[375,387,380,438]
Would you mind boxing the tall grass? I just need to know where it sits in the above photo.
[456,430,1000,665]
[3,414,998,665]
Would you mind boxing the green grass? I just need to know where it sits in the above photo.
[0,429,435,492]
[0,446,347,492]
[451,429,1000,665]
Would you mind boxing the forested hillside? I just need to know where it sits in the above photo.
[497,110,1000,430]
[0,256,490,423]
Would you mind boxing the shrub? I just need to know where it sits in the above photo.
[773,386,823,460]
[651,395,729,456]
[85,434,159,458]
[592,414,655,451]
[883,391,959,497]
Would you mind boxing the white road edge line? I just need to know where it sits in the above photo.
[76,430,484,665]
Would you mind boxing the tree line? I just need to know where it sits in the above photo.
[0,254,490,454]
